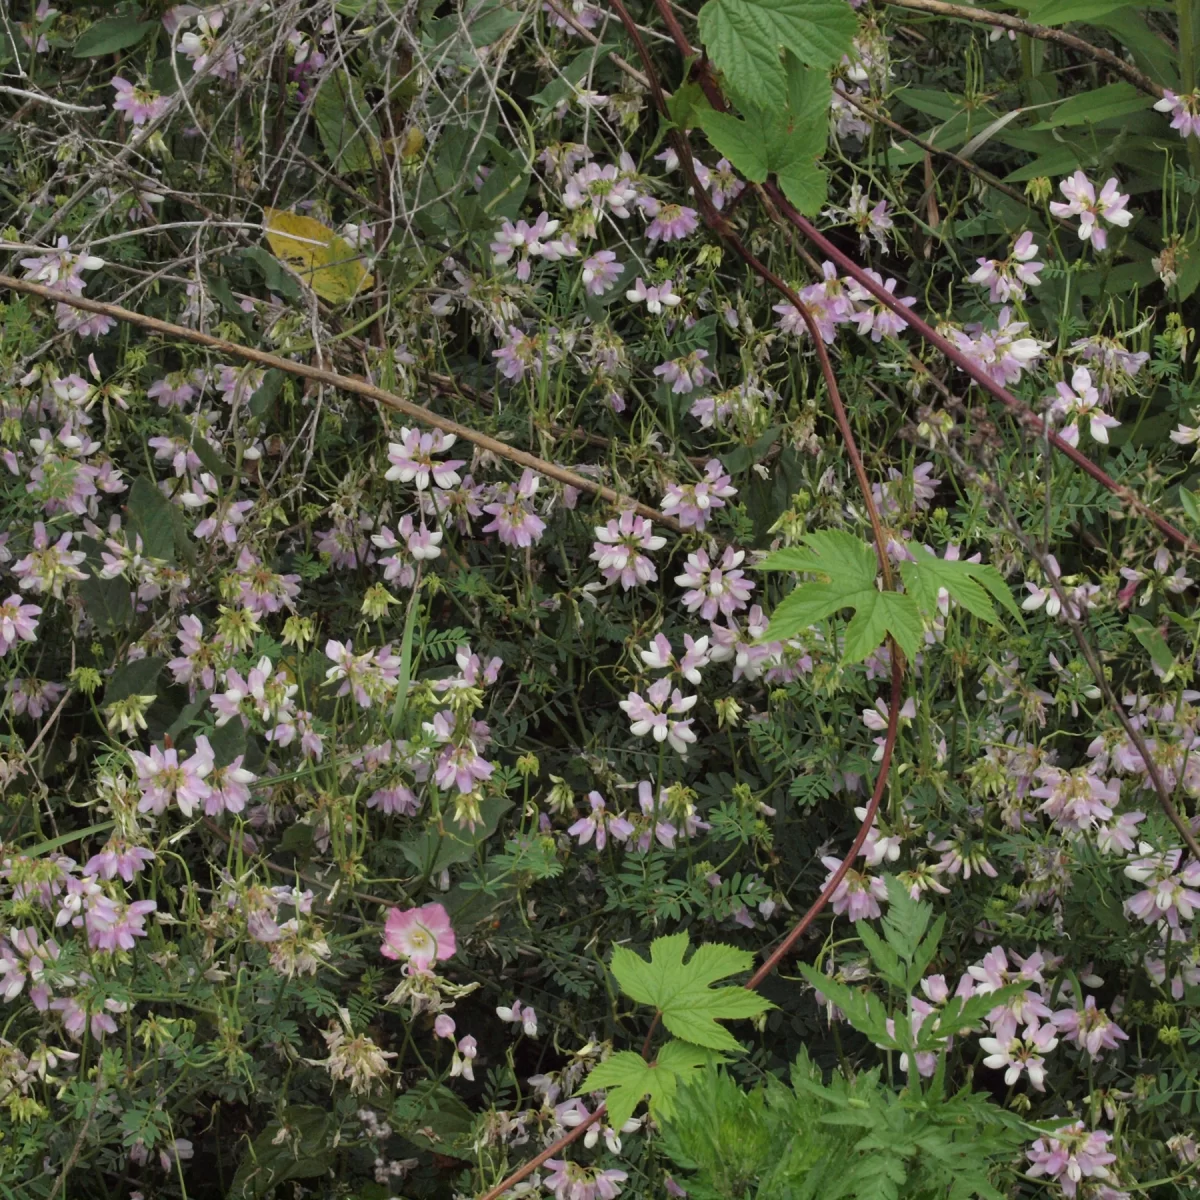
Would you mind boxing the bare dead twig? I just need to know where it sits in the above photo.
[0,274,680,531]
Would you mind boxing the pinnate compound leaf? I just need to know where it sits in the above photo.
[758,530,922,662]
[898,543,1022,626]
[583,1040,711,1128]
[610,933,770,1051]
[697,0,858,110]
[796,962,894,1045]
[263,208,373,304]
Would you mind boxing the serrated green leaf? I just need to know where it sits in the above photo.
[759,530,922,662]
[697,0,858,111]
[583,1041,711,1128]
[610,933,771,1051]
[899,543,1022,625]
[695,109,769,180]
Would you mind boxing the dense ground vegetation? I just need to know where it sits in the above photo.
[5,0,1200,1197]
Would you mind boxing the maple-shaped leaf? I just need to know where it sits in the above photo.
[683,57,831,214]
[610,934,771,1052]
[582,1040,713,1129]
[697,0,857,112]
[757,530,923,663]
[898,544,1022,626]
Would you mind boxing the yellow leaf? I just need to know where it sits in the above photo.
[262,208,374,304]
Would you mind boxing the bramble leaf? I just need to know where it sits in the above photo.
[697,0,858,111]
[610,933,771,1051]
[757,530,923,662]
[583,1040,712,1129]
[263,208,373,304]
[898,544,1021,626]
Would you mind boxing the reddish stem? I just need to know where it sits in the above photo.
[649,0,1198,556]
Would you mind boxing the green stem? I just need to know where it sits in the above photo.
[1180,0,1200,174]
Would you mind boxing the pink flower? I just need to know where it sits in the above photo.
[968,230,1044,304]
[84,838,155,882]
[639,632,712,685]
[978,1019,1058,1090]
[619,677,698,755]
[385,427,464,490]
[820,856,888,920]
[1046,367,1120,446]
[1027,1122,1117,1197]
[1156,89,1200,138]
[1124,844,1200,931]
[644,201,698,243]
[675,546,754,620]
[110,76,171,125]
[543,1160,627,1200]
[708,158,744,209]
[490,211,569,280]
[496,997,539,1036]
[653,349,714,394]
[434,1014,456,1038]
[481,469,546,547]
[130,741,214,817]
[85,896,158,952]
[381,903,456,970]
[661,459,736,530]
[626,276,681,314]
[590,512,666,589]
[0,594,41,655]
[846,270,915,341]
[1049,172,1132,251]
[1052,995,1128,1058]
[451,1034,477,1079]
[582,249,622,295]
[568,792,634,851]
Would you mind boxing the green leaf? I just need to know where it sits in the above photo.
[1182,486,1200,525]
[1129,614,1175,674]
[78,571,133,636]
[758,530,923,662]
[126,477,176,563]
[242,245,304,303]
[399,797,513,875]
[898,543,1022,625]
[796,962,894,1044]
[610,933,771,1051]
[532,43,616,109]
[312,72,379,173]
[922,982,1029,1045]
[230,1105,334,1198]
[105,657,165,705]
[1024,0,1165,26]
[391,1080,477,1160]
[1029,82,1152,129]
[583,1041,711,1128]
[762,59,832,213]
[73,15,155,57]
[697,0,857,110]
[695,109,769,180]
